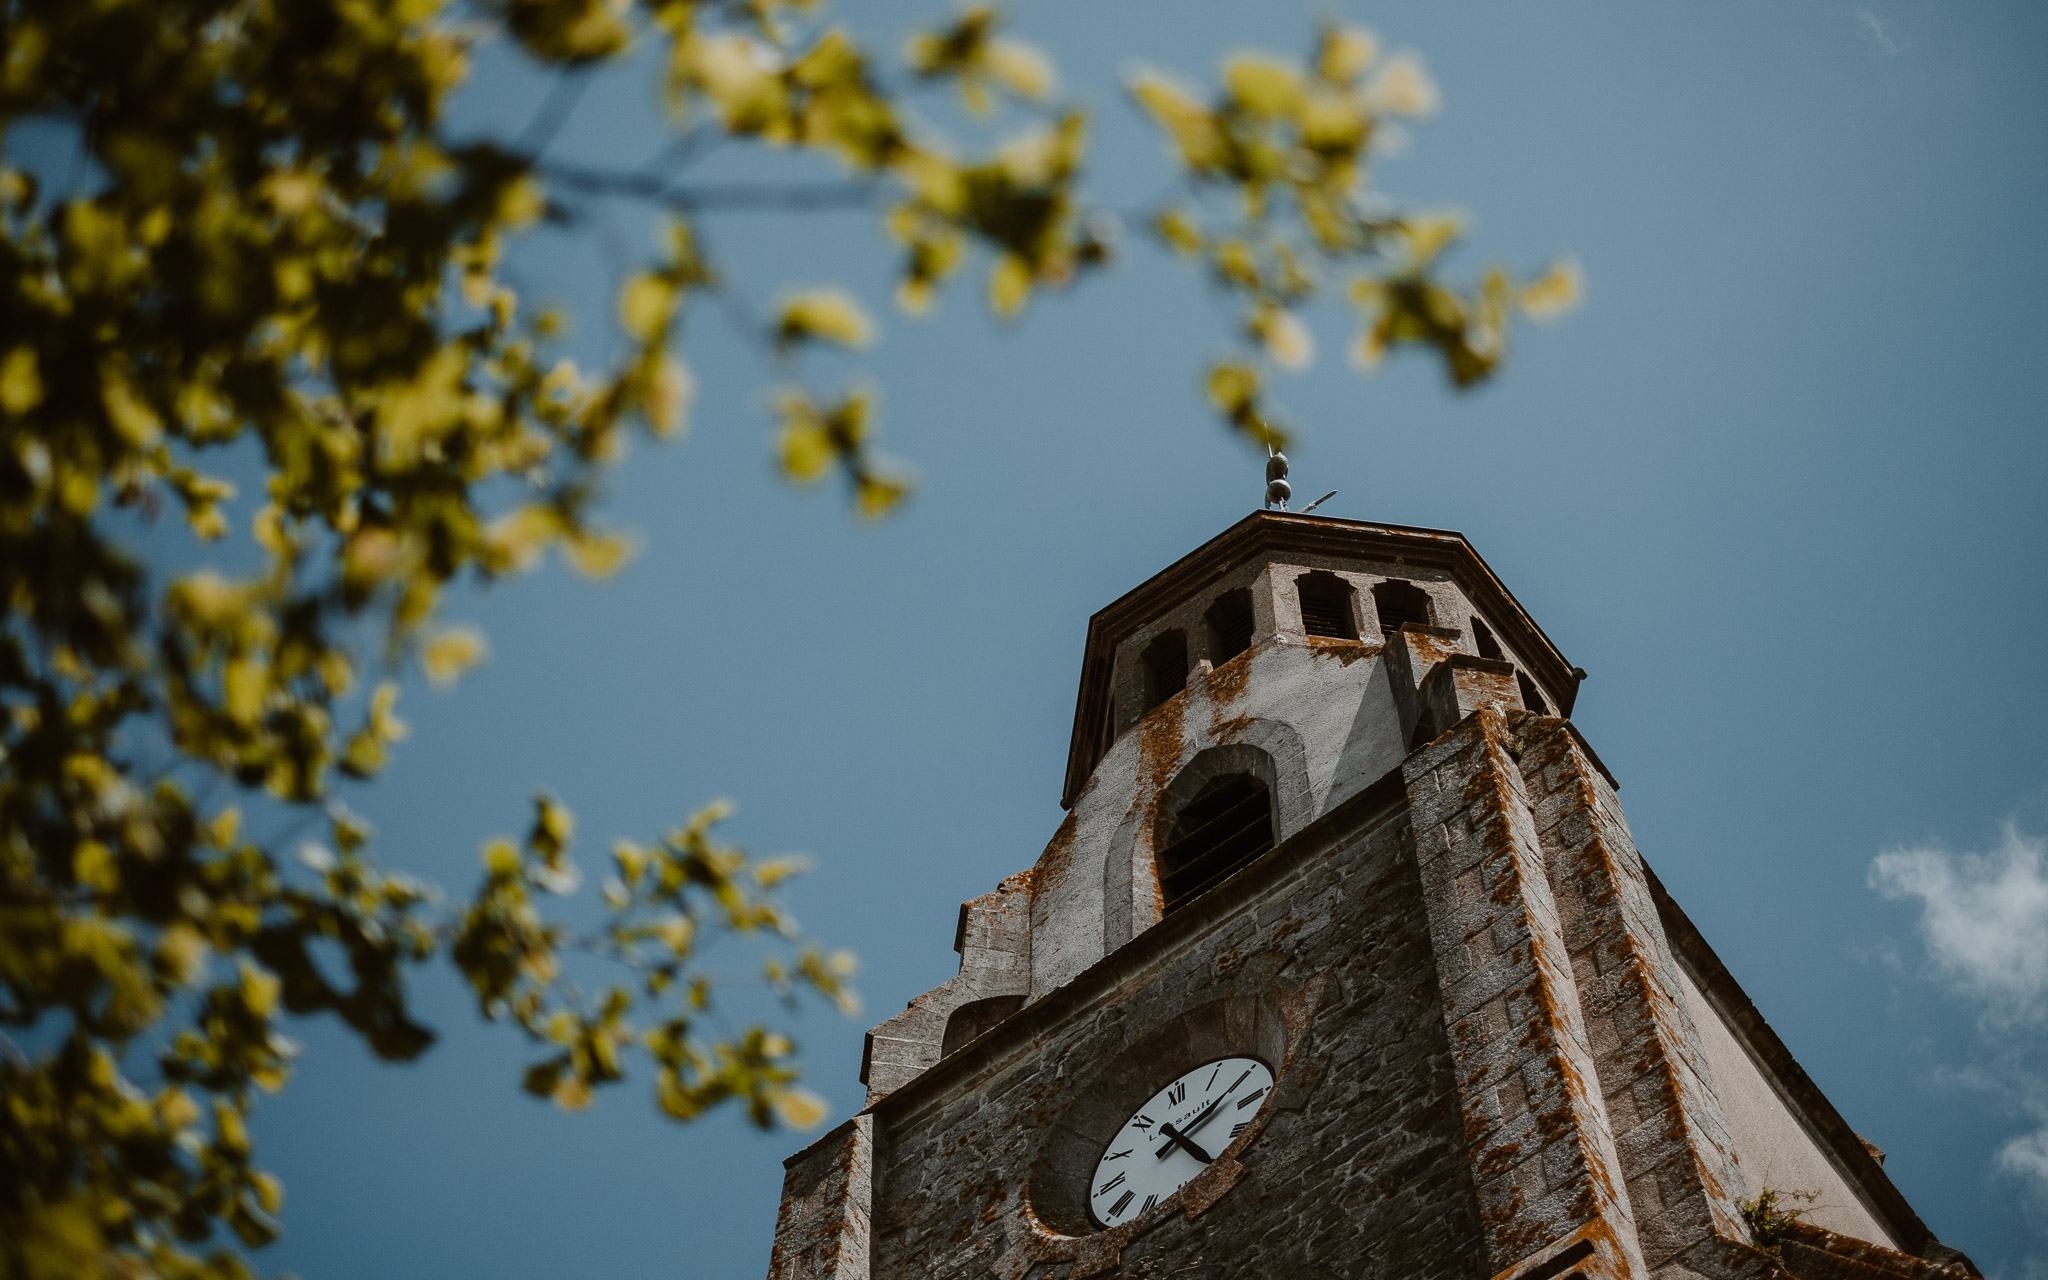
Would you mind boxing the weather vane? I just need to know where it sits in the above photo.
[1265,446,1336,514]
[1264,446,1290,510]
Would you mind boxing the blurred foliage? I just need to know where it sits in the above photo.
[0,0,1568,1274]
[1131,25,1580,446]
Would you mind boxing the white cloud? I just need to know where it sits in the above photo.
[1873,822,2048,1251]
[2001,1123,2048,1192]
[1871,824,2048,1024]
[1849,9,1908,56]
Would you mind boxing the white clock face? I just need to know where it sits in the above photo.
[1087,1056,1274,1228]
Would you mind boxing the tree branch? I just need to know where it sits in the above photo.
[541,162,886,213]
[514,68,595,157]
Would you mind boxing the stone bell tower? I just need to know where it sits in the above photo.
[765,511,1977,1280]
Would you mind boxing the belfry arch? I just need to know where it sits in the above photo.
[1101,738,1314,952]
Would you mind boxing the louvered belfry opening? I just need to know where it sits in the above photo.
[1295,571,1357,639]
[1471,616,1505,661]
[1205,589,1255,663]
[1372,578,1432,635]
[1141,630,1189,711]
[1517,670,1551,715]
[1156,774,1276,912]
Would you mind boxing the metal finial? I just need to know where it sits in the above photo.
[1264,447,1290,510]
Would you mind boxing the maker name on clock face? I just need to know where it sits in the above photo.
[1087,1056,1275,1228]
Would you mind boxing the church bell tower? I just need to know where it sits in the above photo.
[765,511,1977,1280]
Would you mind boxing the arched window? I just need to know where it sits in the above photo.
[1155,774,1276,912]
[1372,578,1433,635]
[1205,589,1255,663]
[1516,671,1550,715]
[941,995,1026,1057]
[1295,571,1357,639]
[1141,630,1188,710]
[1471,616,1504,660]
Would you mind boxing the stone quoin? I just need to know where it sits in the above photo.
[764,510,1978,1280]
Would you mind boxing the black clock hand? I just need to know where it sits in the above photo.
[1161,1099,1227,1155]
[1155,1122,1214,1164]
[1176,1068,1253,1144]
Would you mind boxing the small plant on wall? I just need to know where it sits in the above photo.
[1739,1187,1821,1255]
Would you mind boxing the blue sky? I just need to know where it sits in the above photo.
[144,0,2048,1276]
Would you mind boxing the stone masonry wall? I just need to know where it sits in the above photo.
[769,1116,874,1280]
[866,790,1490,1280]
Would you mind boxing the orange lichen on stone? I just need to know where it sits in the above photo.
[1209,711,1255,744]
[1136,688,1187,810]
[1776,1219,1977,1280]
[1025,811,1080,892]
[1305,635,1384,666]
[1479,1142,1525,1179]
[1204,645,1253,704]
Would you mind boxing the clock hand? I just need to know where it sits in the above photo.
[1154,1122,1215,1165]
[1189,1095,1231,1133]
[1159,1100,1226,1157]
[1176,1068,1254,1144]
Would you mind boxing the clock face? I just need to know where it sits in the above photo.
[1087,1056,1275,1229]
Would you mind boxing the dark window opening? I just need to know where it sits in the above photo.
[1472,616,1504,661]
[1156,774,1276,912]
[941,995,1026,1057]
[1141,630,1189,710]
[1206,590,1255,663]
[1372,579,1433,634]
[1296,572,1358,639]
[1516,670,1550,714]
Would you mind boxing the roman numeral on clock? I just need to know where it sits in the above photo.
[1110,1190,1135,1217]
[1167,1081,1185,1105]
[1231,1121,1249,1139]
[1141,1194,1157,1214]
[1236,1087,1266,1109]
[1096,1171,1126,1197]
[1132,1114,1154,1132]
[1102,1148,1131,1161]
